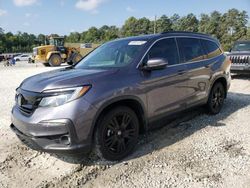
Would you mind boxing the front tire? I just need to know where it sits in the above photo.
[49,54,62,67]
[95,106,139,161]
[207,82,225,114]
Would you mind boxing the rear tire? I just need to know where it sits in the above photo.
[71,53,82,65]
[207,82,225,114]
[49,54,62,67]
[94,106,139,161]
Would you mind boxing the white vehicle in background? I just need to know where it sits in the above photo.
[14,54,32,62]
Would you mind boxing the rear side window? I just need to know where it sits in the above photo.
[177,38,205,63]
[201,39,222,58]
[144,38,179,65]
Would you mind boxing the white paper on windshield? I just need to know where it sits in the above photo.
[128,41,147,45]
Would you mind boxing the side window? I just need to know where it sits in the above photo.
[201,40,222,59]
[144,38,179,65]
[177,38,205,63]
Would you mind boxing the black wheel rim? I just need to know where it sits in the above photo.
[103,112,137,155]
[211,86,224,110]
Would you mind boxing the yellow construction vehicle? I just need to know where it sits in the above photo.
[32,36,95,67]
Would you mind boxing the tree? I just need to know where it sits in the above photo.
[199,13,210,33]
[220,9,249,50]
[156,15,172,33]
[99,25,119,42]
[198,11,223,40]
[174,13,199,32]
[0,27,4,34]
[0,27,5,53]
[102,26,119,42]
[170,14,181,31]
[121,17,139,37]
[84,27,101,42]
[0,9,249,53]
[37,34,46,45]
[137,17,151,35]
[66,32,81,43]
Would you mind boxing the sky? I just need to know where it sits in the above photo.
[0,0,249,36]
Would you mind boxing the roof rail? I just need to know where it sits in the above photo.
[160,31,210,37]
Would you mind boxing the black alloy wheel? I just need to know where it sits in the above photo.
[207,82,225,114]
[95,106,139,161]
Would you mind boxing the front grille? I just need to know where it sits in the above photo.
[229,55,250,64]
[19,105,33,114]
[16,88,41,115]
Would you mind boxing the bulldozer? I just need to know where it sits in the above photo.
[32,36,86,67]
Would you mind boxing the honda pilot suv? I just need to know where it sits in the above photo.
[11,32,231,161]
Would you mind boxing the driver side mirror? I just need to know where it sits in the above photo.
[142,58,168,71]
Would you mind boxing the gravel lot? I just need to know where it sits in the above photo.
[0,61,250,188]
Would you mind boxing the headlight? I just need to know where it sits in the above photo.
[39,86,91,107]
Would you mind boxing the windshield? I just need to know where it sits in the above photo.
[75,39,147,69]
[232,42,250,51]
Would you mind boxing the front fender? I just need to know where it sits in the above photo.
[46,51,60,61]
[90,95,148,140]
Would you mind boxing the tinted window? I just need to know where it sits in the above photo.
[201,39,222,58]
[177,38,205,62]
[144,38,179,65]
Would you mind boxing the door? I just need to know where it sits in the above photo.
[140,38,190,121]
[176,37,211,107]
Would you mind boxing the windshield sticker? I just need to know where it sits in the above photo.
[128,41,147,45]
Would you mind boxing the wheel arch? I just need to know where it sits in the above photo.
[210,76,228,98]
[90,96,148,141]
[46,51,61,61]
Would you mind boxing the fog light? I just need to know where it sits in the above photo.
[60,135,70,145]
[38,120,66,127]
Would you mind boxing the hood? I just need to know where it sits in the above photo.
[227,51,250,56]
[20,67,118,92]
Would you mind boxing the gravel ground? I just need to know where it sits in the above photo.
[0,61,250,188]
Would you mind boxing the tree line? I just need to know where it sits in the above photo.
[0,8,249,53]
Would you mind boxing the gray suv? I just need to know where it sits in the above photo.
[11,32,231,161]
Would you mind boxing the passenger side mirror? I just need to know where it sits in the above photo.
[142,58,168,71]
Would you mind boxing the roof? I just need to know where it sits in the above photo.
[114,31,217,43]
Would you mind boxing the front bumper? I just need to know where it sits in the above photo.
[10,96,97,154]
[10,119,91,154]
[231,64,250,73]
